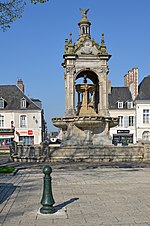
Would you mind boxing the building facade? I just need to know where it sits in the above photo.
[135,75,150,142]
[109,86,136,144]
[0,80,46,145]
[109,69,150,144]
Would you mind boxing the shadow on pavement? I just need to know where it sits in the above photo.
[0,183,17,204]
[54,197,79,212]
[55,161,150,171]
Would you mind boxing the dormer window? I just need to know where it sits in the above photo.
[0,98,4,109]
[127,101,133,109]
[20,98,27,109]
[117,101,123,109]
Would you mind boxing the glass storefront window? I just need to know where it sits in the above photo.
[19,136,34,145]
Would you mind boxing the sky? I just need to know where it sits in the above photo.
[1,0,150,132]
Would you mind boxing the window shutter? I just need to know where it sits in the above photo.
[124,116,129,128]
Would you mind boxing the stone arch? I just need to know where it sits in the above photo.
[74,69,99,115]
[75,69,99,84]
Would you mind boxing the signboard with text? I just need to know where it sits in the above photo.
[117,130,130,134]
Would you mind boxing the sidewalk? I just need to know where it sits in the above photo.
[0,165,150,226]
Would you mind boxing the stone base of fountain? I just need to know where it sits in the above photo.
[48,144,150,163]
[52,116,118,146]
[9,141,150,163]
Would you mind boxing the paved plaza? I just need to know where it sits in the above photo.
[0,164,150,226]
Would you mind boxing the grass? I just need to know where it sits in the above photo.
[0,166,15,174]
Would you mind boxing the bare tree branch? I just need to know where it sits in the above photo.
[0,0,49,31]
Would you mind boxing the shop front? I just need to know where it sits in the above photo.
[0,128,15,146]
[112,130,133,145]
[16,130,34,145]
[19,136,34,145]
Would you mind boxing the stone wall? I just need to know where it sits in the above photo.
[9,142,150,163]
[10,143,49,162]
[48,145,146,162]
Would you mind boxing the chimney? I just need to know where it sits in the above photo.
[124,67,138,100]
[124,74,128,87]
[17,79,24,92]
[132,67,138,98]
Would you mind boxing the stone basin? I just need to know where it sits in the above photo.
[74,117,105,130]
[52,116,118,131]
[52,118,67,130]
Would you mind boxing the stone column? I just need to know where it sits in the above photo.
[65,70,75,116]
[103,67,109,116]
[98,81,103,114]
[98,67,109,116]
[77,91,80,113]
[69,74,75,115]
[64,73,68,115]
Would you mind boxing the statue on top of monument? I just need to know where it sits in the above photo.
[80,8,89,17]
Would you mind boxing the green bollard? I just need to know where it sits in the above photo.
[40,165,55,214]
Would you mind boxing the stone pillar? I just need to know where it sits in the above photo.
[98,66,109,116]
[98,81,103,114]
[77,92,80,106]
[103,74,107,115]
[65,71,75,116]
[77,91,81,113]
[65,72,69,115]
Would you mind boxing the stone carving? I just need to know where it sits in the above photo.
[100,67,109,74]
[66,67,75,74]
[81,41,93,54]
[80,8,89,17]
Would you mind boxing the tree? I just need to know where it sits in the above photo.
[0,0,48,31]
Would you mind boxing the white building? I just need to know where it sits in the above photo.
[135,75,150,142]
[0,80,46,145]
[109,69,150,144]
[109,86,136,144]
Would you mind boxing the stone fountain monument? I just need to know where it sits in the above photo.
[52,8,118,148]
[9,9,147,163]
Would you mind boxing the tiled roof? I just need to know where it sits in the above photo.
[108,87,133,109]
[0,85,41,110]
[136,75,150,100]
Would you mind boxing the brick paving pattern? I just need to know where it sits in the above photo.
[0,166,150,226]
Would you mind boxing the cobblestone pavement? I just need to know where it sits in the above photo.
[0,155,10,165]
[0,166,150,226]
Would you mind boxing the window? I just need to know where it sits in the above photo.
[117,101,123,109]
[118,116,123,127]
[129,116,135,126]
[20,115,27,128]
[127,101,133,109]
[19,136,34,145]
[0,115,4,127]
[142,131,150,141]
[20,98,27,109]
[124,116,129,127]
[143,109,149,124]
[0,98,4,109]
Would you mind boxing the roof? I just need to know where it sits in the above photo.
[0,85,41,110]
[136,75,150,100]
[108,87,133,109]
